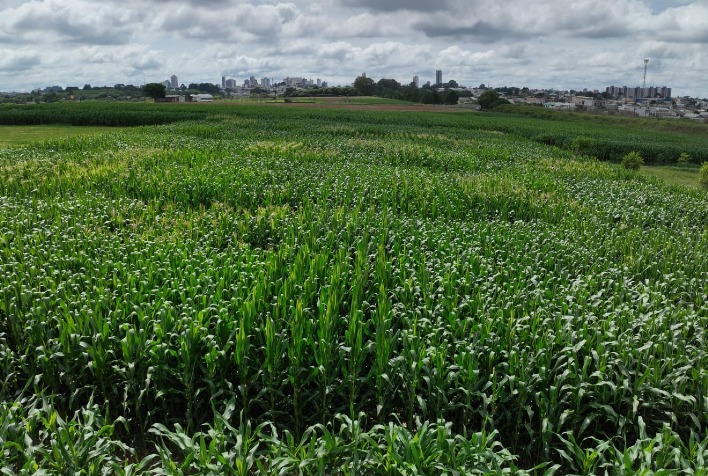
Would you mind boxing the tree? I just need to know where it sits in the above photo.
[477,90,509,110]
[446,79,458,88]
[353,76,375,96]
[443,89,459,105]
[196,83,221,95]
[419,89,433,104]
[377,78,401,90]
[144,83,166,101]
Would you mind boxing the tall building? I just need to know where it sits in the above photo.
[221,76,226,89]
[170,75,178,90]
[605,84,672,99]
[435,70,442,86]
[413,75,419,87]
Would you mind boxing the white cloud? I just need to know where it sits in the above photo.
[0,0,707,97]
[0,0,140,44]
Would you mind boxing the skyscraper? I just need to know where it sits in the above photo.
[170,75,178,89]
[435,70,442,86]
[222,76,226,89]
[413,75,419,87]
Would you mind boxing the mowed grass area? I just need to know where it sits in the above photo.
[0,125,124,147]
[0,103,706,474]
[641,164,704,188]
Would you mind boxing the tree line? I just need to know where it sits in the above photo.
[353,76,462,105]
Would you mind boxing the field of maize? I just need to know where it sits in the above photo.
[1,104,707,474]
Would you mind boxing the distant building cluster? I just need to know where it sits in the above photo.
[605,85,672,99]
[161,75,180,90]
[217,74,327,91]
[18,61,707,123]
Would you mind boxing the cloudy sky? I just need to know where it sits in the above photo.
[1,0,707,97]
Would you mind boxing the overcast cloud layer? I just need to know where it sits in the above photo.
[1,0,706,97]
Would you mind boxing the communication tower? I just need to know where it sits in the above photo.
[642,59,649,93]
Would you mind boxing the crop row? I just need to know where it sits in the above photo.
[1,106,707,473]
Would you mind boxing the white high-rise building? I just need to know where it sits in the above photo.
[170,75,178,89]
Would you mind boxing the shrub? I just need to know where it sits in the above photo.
[570,136,595,155]
[700,162,708,188]
[677,152,692,165]
[622,151,644,170]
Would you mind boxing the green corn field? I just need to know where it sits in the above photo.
[0,103,707,474]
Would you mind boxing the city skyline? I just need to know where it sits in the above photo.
[1,1,707,97]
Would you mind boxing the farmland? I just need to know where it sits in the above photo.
[0,103,707,474]
[0,125,125,148]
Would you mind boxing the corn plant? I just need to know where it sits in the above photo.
[1,103,706,473]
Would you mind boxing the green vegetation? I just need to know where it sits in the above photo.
[495,104,708,164]
[621,151,644,170]
[477,89,511,110]
[678,152,692,164]
[701,162,708,188]
[568,136,595,155]
[336,96,418,105]
[352,75,461,105]
[144,82,167,101]
[0,103,706,473]
[640,164,704,188]
[0,102,206,126]
[0,125,124,148]
[5,102,708,166]
[1,85,148,104]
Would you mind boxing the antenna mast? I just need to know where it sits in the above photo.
[643,59,649,94]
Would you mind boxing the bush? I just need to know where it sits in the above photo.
[622,151,644,170]
[677,152,692,165]
[700,162,708,188]
[570,136,595,155]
